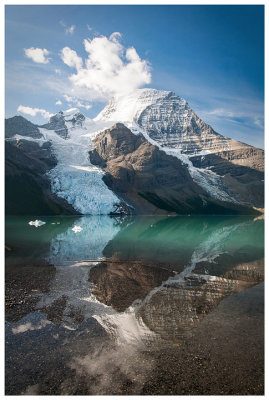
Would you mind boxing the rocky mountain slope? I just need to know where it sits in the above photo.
[5,115,42,139]
[5,89,264,215]
[5,139,76,215]
[96,89,264,172]
[90,123,256,214]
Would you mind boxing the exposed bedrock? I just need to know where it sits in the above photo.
[89,123,260,215]
[190,152,264,207]
[97,89,264,173]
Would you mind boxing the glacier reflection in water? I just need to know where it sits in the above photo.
[48,215,127,264]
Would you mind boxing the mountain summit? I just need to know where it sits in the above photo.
[96,88,263,171]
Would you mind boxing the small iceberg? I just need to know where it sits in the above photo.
[28,220,46,228]
[72,225,83,233]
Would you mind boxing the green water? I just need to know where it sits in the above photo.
[5,215,264,267]
[5,215,264,395]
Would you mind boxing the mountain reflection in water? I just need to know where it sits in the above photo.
[5,215,264,395]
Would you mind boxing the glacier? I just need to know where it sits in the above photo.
[42,110,121,214]
[16,108,122,215]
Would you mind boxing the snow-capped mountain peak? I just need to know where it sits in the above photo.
[95,88,172,123]
[41,109,88,139]
[95,87,248,156]
[61,109,86,126]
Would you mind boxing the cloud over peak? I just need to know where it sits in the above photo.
[63,94,92,110]
[17,105,52,119]
[61,32,151,99]
[24,47,50,64]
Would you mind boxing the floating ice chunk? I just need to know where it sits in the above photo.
[72,225,83,233]
[28,220,46,227]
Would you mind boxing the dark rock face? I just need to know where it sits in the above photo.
[41,111,68,139]
[10,138,57,171]
[214,147,264,172]
[5,114,80,215]
[89,123,259,215]
[41,111,86,139]
[89,261,173,312]
[5,141,77,215]
[5,116,42,138]
[190,152,264,208]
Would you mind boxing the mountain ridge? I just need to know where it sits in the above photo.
[5,88,264,215]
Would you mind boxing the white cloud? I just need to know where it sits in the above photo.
[55,69,62,75]
[63,94,72,102]
[61,47,83,71]
[66,25,75,35]
[61,32,151,99]
[87,24,92,31]
[109,32,122,42]
[63,94,92,110]
[56,100,62,105]
[24,47,50,64]
[60,20,75,35]
[17,105,53,119]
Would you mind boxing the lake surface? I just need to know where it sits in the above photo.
[5,215,264,395]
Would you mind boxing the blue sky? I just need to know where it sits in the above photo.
[5,5,264,148]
